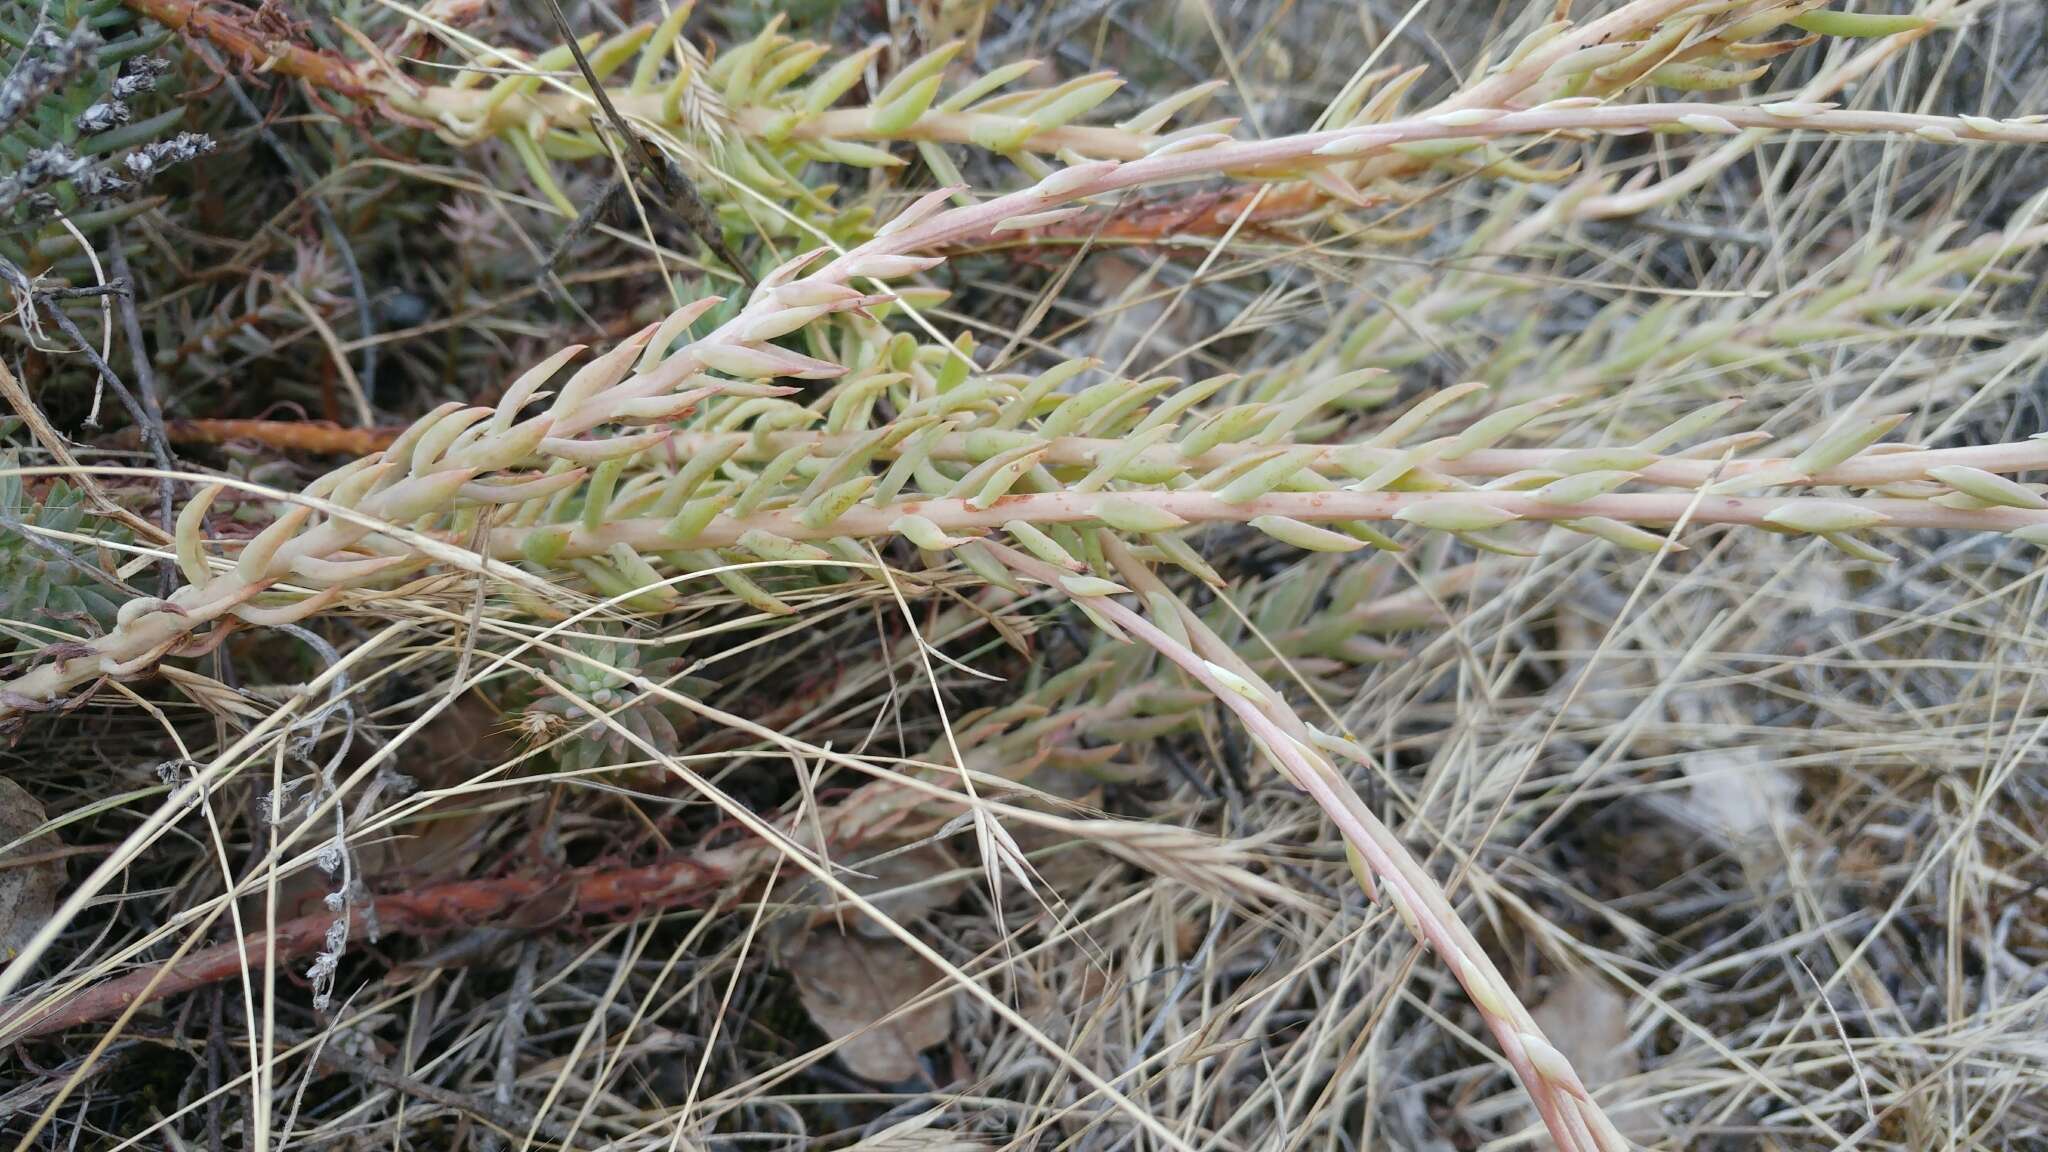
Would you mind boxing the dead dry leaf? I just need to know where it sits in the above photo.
[829,843,967,939]
[1680,747,1798,847]
[377,693,511,878]
[786,931,954,1081]
[0,777,64,961]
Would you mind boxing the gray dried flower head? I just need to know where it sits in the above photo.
[110,56,168,100]
[9,131,217,215]
[1,16,210,227]
[307,916,351,1010]
[122,131,215,180]
[74,97,130,134]
[0,24,99,136]
[4,146,89,198]
[75,57,171,134]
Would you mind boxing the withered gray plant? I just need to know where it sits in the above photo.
[0,1,211,254]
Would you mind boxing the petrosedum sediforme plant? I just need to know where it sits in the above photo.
[11,97,2048,711]
[124,0,2043,242]
[16,4,2048,1148]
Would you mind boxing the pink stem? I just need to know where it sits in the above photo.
[582,430,2048,488]
[985,540,1603,1152]
[485,490,2048,561]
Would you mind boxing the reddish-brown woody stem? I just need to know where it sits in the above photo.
[0,853,729,1041]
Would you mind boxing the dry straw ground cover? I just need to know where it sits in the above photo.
[1,0,2047,1148]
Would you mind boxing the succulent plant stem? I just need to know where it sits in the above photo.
[9,98,2048,713]
[991,539,1628,1152]
[479,490,2045,562]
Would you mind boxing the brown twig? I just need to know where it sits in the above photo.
[121,0,372,98]
[0,852,730,1040]
[107,232,179,592]
[142,417,404,456]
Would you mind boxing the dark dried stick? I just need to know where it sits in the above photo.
[538,171,625,277]
[0,853,730,1041]
[35,281,129,301]
[534,173,628,333]
[315,1046,593,1149]
[487,940,541,1152]
[205,990,226,1152]
[31,293,177,525]
[107,231,177,589]
[0,24,99,137]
